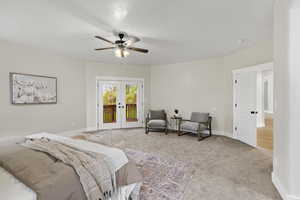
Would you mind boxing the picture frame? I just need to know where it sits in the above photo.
[9,72,57,105]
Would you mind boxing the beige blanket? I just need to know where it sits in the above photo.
[23,138,115,200]
[0,138,142,200]
[26,133,128,171]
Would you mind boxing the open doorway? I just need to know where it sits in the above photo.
[257,70,273,150]
[233,63,273,150]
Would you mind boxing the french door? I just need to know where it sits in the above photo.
[97,79,144,129]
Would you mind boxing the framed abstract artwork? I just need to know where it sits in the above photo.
[10,73,57,105]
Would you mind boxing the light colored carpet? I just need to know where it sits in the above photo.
[79,128,282,200]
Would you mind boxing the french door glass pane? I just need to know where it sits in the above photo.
[126,84,138,122]
[102,85,117,123]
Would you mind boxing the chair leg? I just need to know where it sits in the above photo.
[178,131,188,136]
[198,131,204,141]
[145,127,149,134]
[165,128,168,135]
[177,126,183,136]
[198,133,204,141]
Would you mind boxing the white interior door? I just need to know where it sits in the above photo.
[97,79,144,129]
[234,71,257,147]
[98,81,122,129]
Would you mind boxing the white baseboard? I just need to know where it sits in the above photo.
[212,130,233,138]
[272,172,300,200]
[166,129,233,138]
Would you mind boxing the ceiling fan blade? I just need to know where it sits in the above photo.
[95,36,115,45]
[94,47,115,51]
[125,36,141,46]
[127,47,149,53]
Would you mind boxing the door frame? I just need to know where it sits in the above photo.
[96,76,145,130]
[232,63,273,144]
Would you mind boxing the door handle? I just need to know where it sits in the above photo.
[250,111,258,114]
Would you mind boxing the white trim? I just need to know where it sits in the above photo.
[213,130,234,138]
[232,62,274,147]
[257,71,264,128]
[262,71,274,114]
[96,79,99,128]
[233,77,238,139]
[272,173,300,200]
[232,62,273,74]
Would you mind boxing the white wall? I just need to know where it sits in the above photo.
[85,62,151,128]
[272,0,300,199]
[288,4,300,198]
[150,40,273,135]
[0,41,86,137]
[273,0,291,197]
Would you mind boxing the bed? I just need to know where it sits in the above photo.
[0,134,142,200]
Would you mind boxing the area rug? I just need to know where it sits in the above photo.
[73,134,195,200]
[124,149,195,200]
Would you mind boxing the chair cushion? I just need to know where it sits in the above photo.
[149,110,166,120]
[181,121,199,131]
[191,112,209,123]
[181,121,208,132]
[148,120,166,128]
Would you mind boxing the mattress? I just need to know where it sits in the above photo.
[0,136,139,200]
[0,167,36,200]
[0,167,137,200]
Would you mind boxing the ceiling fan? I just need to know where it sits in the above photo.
[94,32,149,58]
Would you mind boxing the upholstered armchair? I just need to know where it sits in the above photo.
[178,112,212,141]
[145,110,168,134]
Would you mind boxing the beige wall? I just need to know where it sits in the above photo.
[223,40,273,133]
[0,39,273,138]
[273,0,291,195]
[150,58,226,131]
[0,41,86,137]
[150,40,273,134]
[85,62,151,128]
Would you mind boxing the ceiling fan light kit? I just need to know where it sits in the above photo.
[115,48,130,58]
[94,32,148,58]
